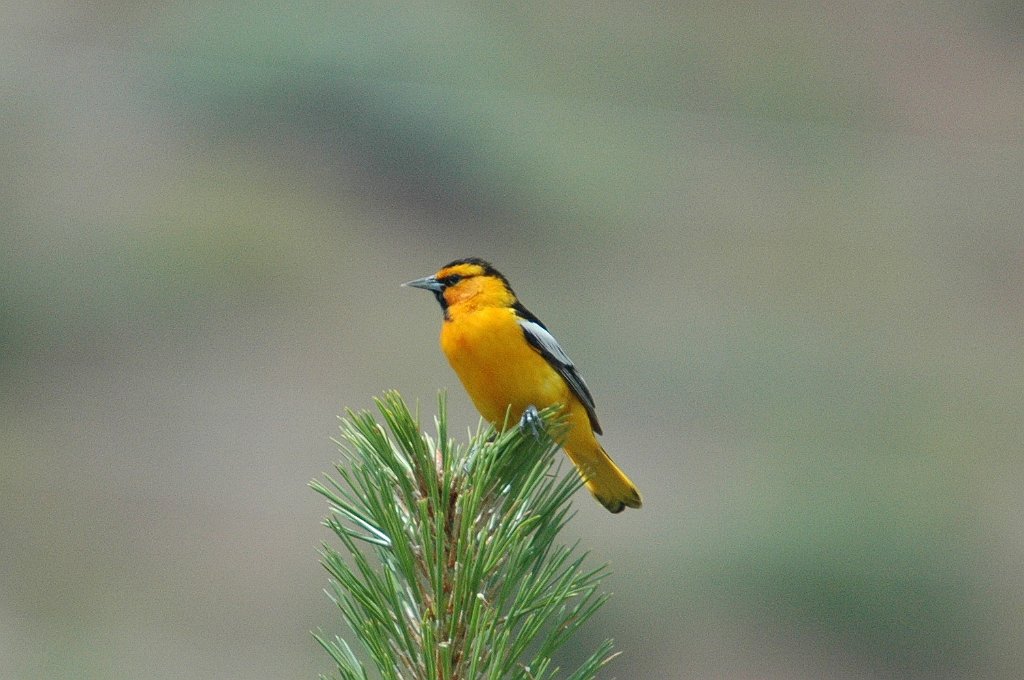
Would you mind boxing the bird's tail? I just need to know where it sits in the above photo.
[564,441,642,513]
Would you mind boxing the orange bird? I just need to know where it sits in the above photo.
[405,258,641,512]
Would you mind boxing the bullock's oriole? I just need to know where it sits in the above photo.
[404,258,642,513]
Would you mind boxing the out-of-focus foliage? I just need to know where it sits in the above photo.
[2,2,1021,679]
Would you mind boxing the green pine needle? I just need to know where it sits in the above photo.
[311,391,617,680]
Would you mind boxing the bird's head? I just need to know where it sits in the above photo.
[404,258,516,314]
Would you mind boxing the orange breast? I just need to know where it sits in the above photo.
[440,307,571,427]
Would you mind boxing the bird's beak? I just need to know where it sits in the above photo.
[402,275,445,293]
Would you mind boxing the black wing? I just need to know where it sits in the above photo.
[513,301,602,434]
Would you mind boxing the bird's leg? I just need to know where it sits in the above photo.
[518,404,543,438]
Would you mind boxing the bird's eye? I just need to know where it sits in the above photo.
[443,274,462,286]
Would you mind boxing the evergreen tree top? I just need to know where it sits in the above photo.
[311,391,617,680]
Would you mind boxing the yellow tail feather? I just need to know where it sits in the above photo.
[564,442,642,513]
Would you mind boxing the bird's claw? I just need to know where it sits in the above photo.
[518,405,543,438]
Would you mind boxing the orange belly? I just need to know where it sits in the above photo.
[440,307,572,427]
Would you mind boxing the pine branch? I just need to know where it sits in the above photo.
[311,391,617,680]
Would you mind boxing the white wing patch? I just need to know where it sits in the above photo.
[517,317,601,433]
[518,318,573,365]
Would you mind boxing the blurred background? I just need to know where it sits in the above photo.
[2,1,1022,678]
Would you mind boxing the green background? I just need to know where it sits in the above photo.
[3,2,1022,678]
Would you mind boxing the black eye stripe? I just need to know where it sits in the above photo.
[442,274,463,286]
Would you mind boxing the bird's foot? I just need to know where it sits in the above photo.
[518,405,544,438]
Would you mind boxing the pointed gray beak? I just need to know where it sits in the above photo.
[402,275,445,293]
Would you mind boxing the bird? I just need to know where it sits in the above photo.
[404,257,642,512]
